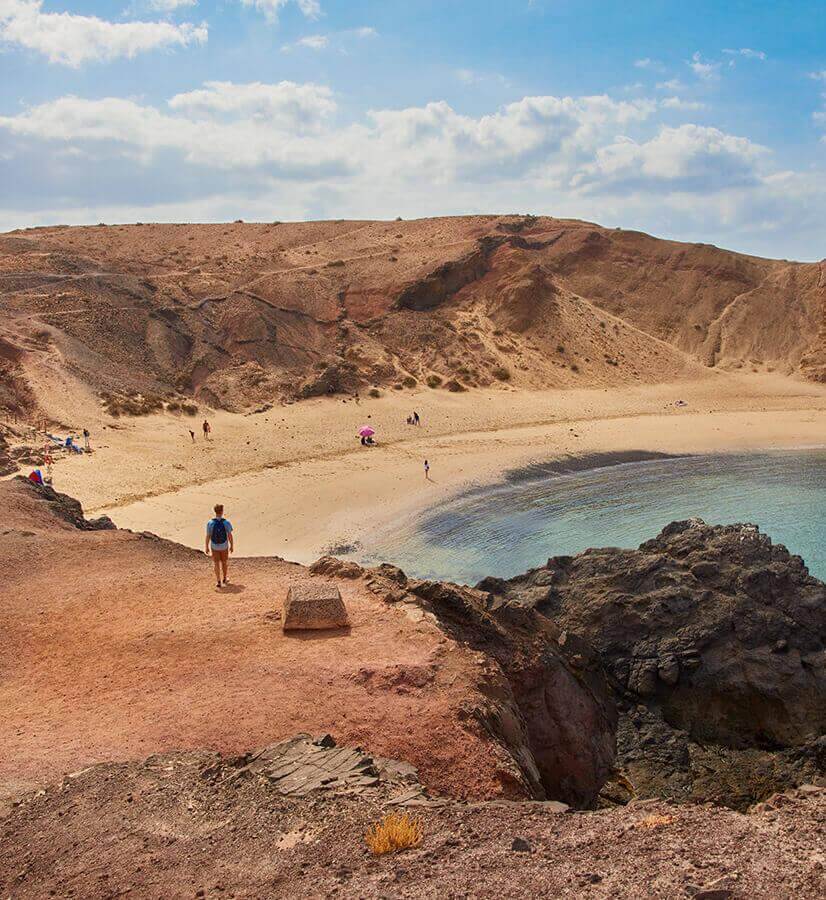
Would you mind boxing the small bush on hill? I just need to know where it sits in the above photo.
[426,374,442,389]
[365,814,423,855]
[492,366,511,381]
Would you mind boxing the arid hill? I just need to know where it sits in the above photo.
[1,215,823,417]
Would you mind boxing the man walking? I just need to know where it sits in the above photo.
[205,503,233,588]
[202,419,212,440]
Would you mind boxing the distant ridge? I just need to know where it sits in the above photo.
[1,215,822,416]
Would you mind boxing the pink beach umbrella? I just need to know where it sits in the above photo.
[358,426,375,437]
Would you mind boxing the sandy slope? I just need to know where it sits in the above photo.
[1,216,823,423]
[40,372,826,566]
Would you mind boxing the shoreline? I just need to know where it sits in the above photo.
[50,372,823,570]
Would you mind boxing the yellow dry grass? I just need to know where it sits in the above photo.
[365,813,423,855]
[635,813,674,829]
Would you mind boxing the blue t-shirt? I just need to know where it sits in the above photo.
[207,517,233,550]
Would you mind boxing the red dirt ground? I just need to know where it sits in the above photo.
[1,479,512,804]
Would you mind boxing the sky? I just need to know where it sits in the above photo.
[1,0,824,260]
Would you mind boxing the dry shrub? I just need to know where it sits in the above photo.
[181,402,198,416]
[492,366,511,381]
[426,374,442,389]
[635,814,673,830]
[445,379,466,393]
[365,813,423,855]
[402,375,417,388]
[368,387,382,398]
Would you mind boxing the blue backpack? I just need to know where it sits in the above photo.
[211,518,228,544]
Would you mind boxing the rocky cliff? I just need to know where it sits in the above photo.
[478,518,826,807]
[4,475,824,811]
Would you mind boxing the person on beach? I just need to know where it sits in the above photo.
[413,411,420,426]
[82,428,90,451]
[424,459,430,480]
[202,420,211,441]
[205,504,233,588]
[189,429,195,443]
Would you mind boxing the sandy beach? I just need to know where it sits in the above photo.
[43,370,825,567]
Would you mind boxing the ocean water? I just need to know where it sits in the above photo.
[353,449,826,585]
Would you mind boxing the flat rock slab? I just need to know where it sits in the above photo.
[283,582,349,631]
[235,734,423,799]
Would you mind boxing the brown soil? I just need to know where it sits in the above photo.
[1,750,824,898]
[0,478,518,805]
[1,216,822,417]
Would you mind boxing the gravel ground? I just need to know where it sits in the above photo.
[1,751,824,899]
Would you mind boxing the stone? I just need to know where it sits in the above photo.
[510,837,531,852]
[283,583,349,631]
[657,654,680,686]
[690,561,719,579]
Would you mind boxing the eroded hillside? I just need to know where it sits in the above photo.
[1,215,823,415]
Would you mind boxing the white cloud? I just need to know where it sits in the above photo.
[809,70,826,81]
[168,80,336,128]
[0,93,348,173]
[239,0,320,24]
[2,83,822,260]
[688,52,720,81]
[454,68,509,87]
[656,78,685,92]
[576,124,767,192]
[723,47,766,60]
[287,33,328,50]
[149,0,197,10]
[661,96,707,111]
[0,0,206,66]
[281,25,375,52]
[634,58,666,72]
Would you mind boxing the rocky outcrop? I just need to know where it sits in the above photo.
[395,245,489,311]
[13,476,116,531]
[479,519,826,807]
[358,566,617,808]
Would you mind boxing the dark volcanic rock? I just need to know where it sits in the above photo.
[404,578,617,809]
[480,518,826,807]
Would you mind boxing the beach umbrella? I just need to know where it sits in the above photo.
[358,426,375,437]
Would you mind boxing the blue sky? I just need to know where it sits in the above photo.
[1,0,824,259]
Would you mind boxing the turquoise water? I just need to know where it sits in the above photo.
[354,449,826,585]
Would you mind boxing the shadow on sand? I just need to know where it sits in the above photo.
[216,583,246,594]
[284,626,352,641]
